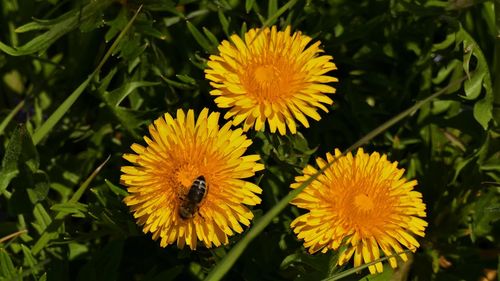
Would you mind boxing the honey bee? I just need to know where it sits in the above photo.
[179,176,208,220]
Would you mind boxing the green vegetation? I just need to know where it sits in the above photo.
[0,0,498,280]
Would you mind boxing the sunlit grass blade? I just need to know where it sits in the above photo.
[0,229,28,244]
[0,100,25,136]
[204,76,466,281]
[31,5,143,145]
[321,250,412,281]
[246,0,298,45]
[31,156,110,255]
[263,0,298,27]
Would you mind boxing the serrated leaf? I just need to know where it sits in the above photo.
[0,125,39,194]
[0,128,22,194]
[457,26,493,129]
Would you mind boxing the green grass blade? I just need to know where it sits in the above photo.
[345,75,467,152]
[245,0,298,46]
[31,156,110,255]
[0,230,27,244]
[0,0,114,56]
[32,5,143,145]
[321,250,411,281]
[204,76,466,281]
[31,76,91,145]
[0,100,25,136]
[263,0,298,28]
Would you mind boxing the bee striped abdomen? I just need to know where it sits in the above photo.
[187,176,207,204]
[179,176,208,220]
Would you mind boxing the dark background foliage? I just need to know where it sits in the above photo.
[0,0,498,280]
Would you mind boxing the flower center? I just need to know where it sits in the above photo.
[240,54,303,104]
[175,163,199,189]
[354,193,374,212]
[254,65,277,85]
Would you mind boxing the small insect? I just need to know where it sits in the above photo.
[179,176,208,220]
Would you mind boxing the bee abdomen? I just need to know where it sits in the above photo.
[187,176,207,204]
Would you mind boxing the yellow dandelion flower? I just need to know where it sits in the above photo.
[121,108,264,250]
[290,148,427,274]
[205,26,338,135]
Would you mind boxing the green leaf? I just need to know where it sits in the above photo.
[0,249,17,279]
[104,81,160,107]
[432,32,456,51]
[217,10,230,36]
[161,76,197,90]
[32,203,53,235]
[31,5,144,145]
[262,0,298,28]
[473,96,494,131]
[463,71,485,100]
[186,21,214,53]
[268,0,278,19]
[108,107,148,140]
[0,125,38,195]
[0,129,22,195]
[0,100,25,136]
[20,245,38,274]
[457,26,493,129]
[202,27,220,48]
[31,75,92,145]
[175,74,197,85]
[32,156,110,255]
[50,202,88,218]
[0,0,114,56]
[105,180,129,197]
[245,0,255,13]
[468,187,499,241]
